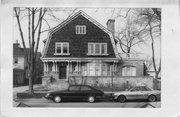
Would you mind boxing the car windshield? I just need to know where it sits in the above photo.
[91,86,101,91]
[80,86,91,91]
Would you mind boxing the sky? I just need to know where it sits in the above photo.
[13,8,160,61]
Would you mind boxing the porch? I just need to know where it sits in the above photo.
[42,59,119,79]
[41,59,154,91]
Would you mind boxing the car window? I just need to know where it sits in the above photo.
[131,87,140,91]
[145,86,152,91]
[80,86,92,91]
[69,86,80,91]
[139,86,147,91]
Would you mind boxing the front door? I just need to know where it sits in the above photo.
[59,66,66,79]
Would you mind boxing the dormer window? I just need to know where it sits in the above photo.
[54,42,70,55]
[76,25,86,34]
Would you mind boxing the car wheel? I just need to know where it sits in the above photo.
[88,96,95,103]
[117,95,126,103]
[53,96,62,103]
[148,95,156,102]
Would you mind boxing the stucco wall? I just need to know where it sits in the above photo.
[43,75,153,91]
[68,76,153,91]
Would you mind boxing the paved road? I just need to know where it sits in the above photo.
[15,98,160,108]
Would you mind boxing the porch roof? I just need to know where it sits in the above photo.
[41,57,119,62]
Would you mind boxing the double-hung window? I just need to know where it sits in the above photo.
[55,42,69,55]
[76,25,86,34]
[122,66,136,76]
[88,43,107,55]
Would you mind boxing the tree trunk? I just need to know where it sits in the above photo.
[29,62,34,95]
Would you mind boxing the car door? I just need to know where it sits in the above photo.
[141,86,152,99]
[65,86,81,100]
[80,86,93,98]
[127,87,143,100]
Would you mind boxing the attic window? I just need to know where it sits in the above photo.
[76,25,86,34]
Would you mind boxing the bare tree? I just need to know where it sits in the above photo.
[14,7,78,94]
[114,8,161,79]
[116,16,148,58]
[14,8,47,94]
[140,8,161,79]
[111,8,148,58]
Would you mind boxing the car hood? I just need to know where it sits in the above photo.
[113,90,161,95]
[113,91,130,95]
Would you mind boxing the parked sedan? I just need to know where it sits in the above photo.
[113,86,161,103]
[45,85,104,103]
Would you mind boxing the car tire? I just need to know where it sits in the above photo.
[88,96,95,103]
[117,95,126,103]
[53,96,62,103]
[148,95,156,102]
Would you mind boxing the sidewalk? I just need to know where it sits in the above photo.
[141,102,161,108]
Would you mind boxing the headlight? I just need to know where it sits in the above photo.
[113,94,119,99]
[45,93,51,97]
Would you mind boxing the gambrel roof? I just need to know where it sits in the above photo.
[42,10,120,59]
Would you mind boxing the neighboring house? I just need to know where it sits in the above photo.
[41,10,153,91]
[13,41,43,86]
[13,41,26,85]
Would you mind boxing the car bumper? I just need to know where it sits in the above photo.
[44,95,53,100]
[112,94,119,100]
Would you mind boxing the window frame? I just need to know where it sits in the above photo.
[82,63,111,76]
[54,42,70,55]
[87,43,108,55]
[122,65,137,76]
[14,58,18,64]
[76,25,86,34]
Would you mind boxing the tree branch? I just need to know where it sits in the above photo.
[34,8,47,59]
[14,8,30,65]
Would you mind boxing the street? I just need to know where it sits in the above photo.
[15,98,160,108]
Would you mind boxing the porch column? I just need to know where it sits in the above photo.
[69,61,72,74]
[76,61,79,74]
[79,61,81,74]
[67,61,70,76]
[46,62,49,73]
[55,62,58,73]
[52,61,56,73]
[43,62,47,74]
[113,62,115,75]
[113,61,118,75]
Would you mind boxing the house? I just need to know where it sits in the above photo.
[41,10,153,91]
[13,41,26,85]
[13,41,43,86]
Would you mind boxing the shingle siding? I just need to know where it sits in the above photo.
[45,15,116,58]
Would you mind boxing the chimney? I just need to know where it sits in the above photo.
[106,19,115,37]
[14,40,20,48]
